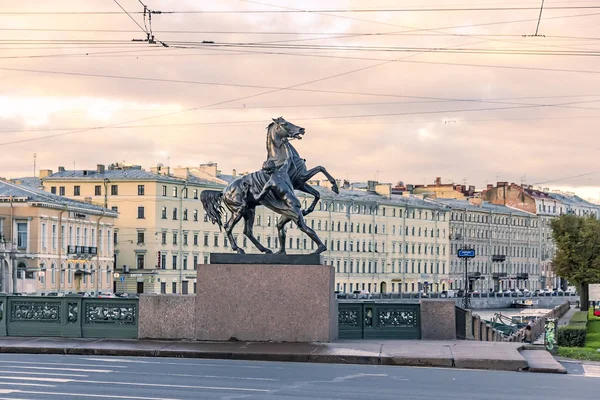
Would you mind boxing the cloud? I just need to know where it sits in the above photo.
[0,0,599,199]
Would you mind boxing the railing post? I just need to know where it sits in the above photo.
[0,293,6,336]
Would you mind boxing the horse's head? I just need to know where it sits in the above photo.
[271,117,305,140]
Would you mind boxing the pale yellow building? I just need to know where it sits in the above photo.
[37,163,452,295]
[0,180,117,295]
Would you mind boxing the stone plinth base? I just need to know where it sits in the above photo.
[420,300,457,340]
[195,263,337,342]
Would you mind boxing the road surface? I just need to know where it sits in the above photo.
[0,354,596,399]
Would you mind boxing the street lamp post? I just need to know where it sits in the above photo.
[458,248,476,309]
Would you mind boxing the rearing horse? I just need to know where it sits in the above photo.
[201,117,338,254]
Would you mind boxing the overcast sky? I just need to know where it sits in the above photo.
[1,0,600,201]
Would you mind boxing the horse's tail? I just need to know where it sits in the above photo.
[200,190,224,231]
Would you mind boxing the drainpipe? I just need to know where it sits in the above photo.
[103,178,110,209]
[95,209,105,295]
[179,180,188,293]
[57,204,68,293]
[9,196,16,294]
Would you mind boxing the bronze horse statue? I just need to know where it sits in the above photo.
[200,117,339,254]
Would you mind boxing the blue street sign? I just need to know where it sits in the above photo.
[458,249,476,258]
[120,277,125,282]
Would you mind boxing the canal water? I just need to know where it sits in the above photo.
[474,308,553,321]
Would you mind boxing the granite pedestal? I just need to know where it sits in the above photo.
[195,260,337,343]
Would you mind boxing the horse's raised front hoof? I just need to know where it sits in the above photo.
[313,245,327,255]
[275,250,286,255]
[236,248,246,254]
[263,249,273,254]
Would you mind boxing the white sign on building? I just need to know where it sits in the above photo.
[589,284,600,301]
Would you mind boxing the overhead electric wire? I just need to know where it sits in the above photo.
[112,0,147,34]
[532,171,600,185]
[6,5,600,14]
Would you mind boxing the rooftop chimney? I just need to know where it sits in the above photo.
[97,164,105,174]
[58,166,65,172]
[39,169,53,179]
[435,177,442,185]
[232,169,237,178]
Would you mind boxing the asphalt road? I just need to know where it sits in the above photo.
[0,354,597,400]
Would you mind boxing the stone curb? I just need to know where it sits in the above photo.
[0,345,526,372]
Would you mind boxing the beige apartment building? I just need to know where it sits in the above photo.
[0,180,117,295]
[37,163,452,295]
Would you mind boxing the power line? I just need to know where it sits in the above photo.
[6,66,600,113]
[112,0,146,34]
[532,171,600,185]
[0,99,598,144]
[6,5,600,14]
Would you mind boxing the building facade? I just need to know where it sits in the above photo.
[428,198,541,292]
[0,180,117,295]
[482,182,600,289]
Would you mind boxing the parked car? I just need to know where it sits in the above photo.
[97,292,118,298]
[352,290,371,299]
[440,290,456,298]
[46,292,65,297]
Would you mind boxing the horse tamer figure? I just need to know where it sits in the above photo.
[200,117,338,255]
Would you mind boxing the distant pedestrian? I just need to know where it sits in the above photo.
[524,325,532,343]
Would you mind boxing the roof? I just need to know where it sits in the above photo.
[427,198,532,217]
[297,185,443,210]
[9,177,42,188]
[42,169,222,188]
[0,180,118,217]
[548,192,599,209]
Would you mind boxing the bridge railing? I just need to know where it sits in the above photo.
[0,294,138,339]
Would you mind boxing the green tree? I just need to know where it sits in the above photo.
[551,215,600,311]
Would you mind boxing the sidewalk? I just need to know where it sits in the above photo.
[0,336,564,373]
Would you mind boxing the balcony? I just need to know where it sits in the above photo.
[67,246,98,256]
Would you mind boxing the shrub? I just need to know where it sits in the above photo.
[558,325,587,347]
[558,347,600,362]
[570,311,589,324]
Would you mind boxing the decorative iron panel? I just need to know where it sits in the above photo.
[376,307,418,328]
[84,302,136,325]
[10,301,60,323]
[68,303,78,324]
[338,308,360,328]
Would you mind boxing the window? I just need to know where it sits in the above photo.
[204,233,209,246]
[194,233,198,246]
[138,185,145,195]
[73,186,81,196]
[161,232,167,244]
[183,188,188,198]
[172,255,177,270]
[214,234,219,247]
[161,282,166,294]
[137,232,145,244]
[173,187,178,197]
[83,228,88,246]
[172,282,177,293]
[107,229,112,253]
[59,186,65,196]
[193,255,198,270]
[50,186,57,194]
[183,208,188,221]
[183,256,188,270]
[76,227,81,245]
[52,224,57,250]
[162,185,167,196]
[41,222,47,250]
[137,206,145,219]
[173,208,178,220]
[111,185,118,195]
[193,189,198,199]
[183,233,188,246]
[173,232,178,245]
[113,231,117,245]
[136,254,145,269]
[193,209,198,221]
[161,207,167,219]
[161,253,166,270]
